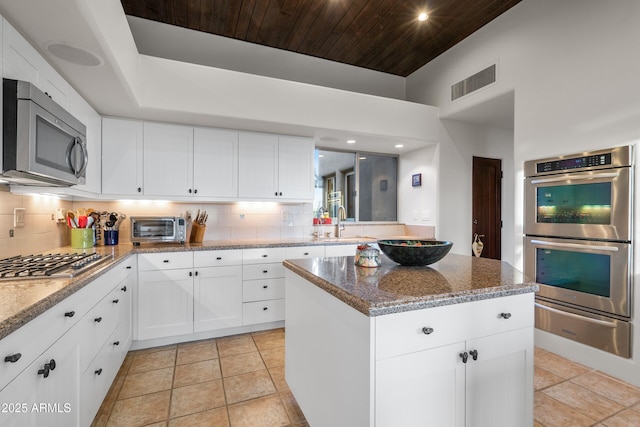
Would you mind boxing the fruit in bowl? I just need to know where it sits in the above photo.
[377,240,453,266]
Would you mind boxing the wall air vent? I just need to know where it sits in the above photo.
[451,64,496,101]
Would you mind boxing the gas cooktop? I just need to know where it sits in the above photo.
[0,252,114,281]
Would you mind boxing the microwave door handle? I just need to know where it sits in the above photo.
[534,303,617,328]
[67,138,88,178]
[529,239,619,252]
[530,172,619,184]
[74,138,89,178]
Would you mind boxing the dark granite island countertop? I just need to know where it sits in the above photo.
[283,253,538,316]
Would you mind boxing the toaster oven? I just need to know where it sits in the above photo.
[130,216,187,245]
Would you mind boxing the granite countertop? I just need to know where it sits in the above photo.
[0,237,376,341]
[283,253,539,317]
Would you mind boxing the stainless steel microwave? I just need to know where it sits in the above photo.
[1,78,88,186]
[131,217,187,245]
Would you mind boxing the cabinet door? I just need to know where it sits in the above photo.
[376,342,465,427]
[102,118,143,195]
[193,266,243,332]
[69,97,101,194]
[193,127,238,198]
[278,136,314,200]
[143,123,194,197]
[465,328,533,427]
[0,329,80,427]
[2,19,42,89]
[137,270,194,340]
[238,132,278,198]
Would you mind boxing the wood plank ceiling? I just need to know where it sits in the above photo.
[120,0,521,77]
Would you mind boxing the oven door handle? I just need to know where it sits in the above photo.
[535,303,617,328]
[529,239,619,252]
[530,172,619,184]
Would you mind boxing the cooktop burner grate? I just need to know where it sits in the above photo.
[0,252,113,280]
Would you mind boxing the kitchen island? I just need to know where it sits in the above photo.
[283,253,538,427]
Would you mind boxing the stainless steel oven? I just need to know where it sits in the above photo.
[524,145,633,358]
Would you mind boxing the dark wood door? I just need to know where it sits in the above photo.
[472,157,502,260]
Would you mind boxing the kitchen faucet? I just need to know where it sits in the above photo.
[337,205,346,238]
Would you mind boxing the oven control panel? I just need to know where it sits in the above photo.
[536,153,612,173]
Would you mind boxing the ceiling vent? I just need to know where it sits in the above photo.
[451,64,496,101]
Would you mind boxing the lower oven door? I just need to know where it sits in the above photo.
[524,236,631,317]
[535,298,631,358]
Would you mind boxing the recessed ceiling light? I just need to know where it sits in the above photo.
[359,156,367,160]
[395,144,404,148]
[418,12,428,22]
[347,140,356,144]
[45,42,103,67]
[318,154,324,158]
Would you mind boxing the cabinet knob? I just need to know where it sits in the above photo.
[4,353,21,363]
[95,368,103,376]
[263,270,268,274]
[121,286,127,292]
[216,257,222,260]
[112,299,119,304]
[137,187,142,193]
[262,254,268,258]
[459,352,469,364]
[469,350,479,361]
[263,307,268,311]
[94,317,103,323]
[188,189,192,194]
[279,192,283,196]
[194,189,198,194]
[189,271,193,277]
[38,359,56,378]
[126,266,132,270]
[421,327,434,335]
[304,252,309,256]
[64,311,75,318]
[499,312,512,319]
[263,285,268,289]
[163,260,170,263]
[113,341,120,346]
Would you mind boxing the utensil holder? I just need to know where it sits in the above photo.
[190,223,206,243]
[104,230,119,246]
[71,228,93,249]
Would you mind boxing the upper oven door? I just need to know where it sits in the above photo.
[525,167,631,241]
[524,236,631,317]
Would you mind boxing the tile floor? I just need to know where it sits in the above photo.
[92,329,640,427]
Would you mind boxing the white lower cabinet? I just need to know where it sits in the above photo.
[137,269,194,340]
[242,248,287,326]
[0,328,80,427]
[0,256,135,427]
[194,265,243,332]
[376,328,532,427]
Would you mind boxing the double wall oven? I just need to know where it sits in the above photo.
[524,145,633,358]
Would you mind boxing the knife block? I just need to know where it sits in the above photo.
[190,223,206,243]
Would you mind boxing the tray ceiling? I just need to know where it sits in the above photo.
[120,0,521,77]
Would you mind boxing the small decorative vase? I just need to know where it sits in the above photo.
[355,244,381,267]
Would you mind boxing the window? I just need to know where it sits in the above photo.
[314,149,397,221]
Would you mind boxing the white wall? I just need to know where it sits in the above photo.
[398,145,438,230]
[436,120,514,264]
[406,0,640,385]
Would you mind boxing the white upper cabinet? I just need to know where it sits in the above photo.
[143,122,194,197]
[193,127,238,198]
[238,132,314,200]
[69,95,102,194]
[238,132,279,199]
[102,118,144,196]
[278,135,314,200]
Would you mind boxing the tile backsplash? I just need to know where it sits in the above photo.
[0,185,433,259]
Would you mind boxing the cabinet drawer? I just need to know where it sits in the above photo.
[243,299,285,325]
[324,244,358,257]
[80,327,124,426]
[77,285,122,371]
[243,247,287,264]
[138,252,193,271]
[243,263,286,280]
[0,273,110,391]
[285,245,325,260]
[243,278,285,302]
[194,249,243,267]
[375,293,534,360]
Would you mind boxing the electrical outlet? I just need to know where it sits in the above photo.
[240,214,245,220]
[282,210,289,221]
[14,208,25,227]
[9,229,14,238]
[421,210,431,221]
